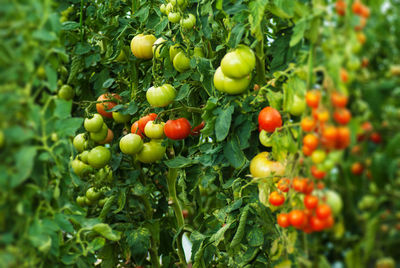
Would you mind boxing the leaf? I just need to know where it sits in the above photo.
[62,21,80,30]
[45,64,58,92]
[126,227,151,256]
[164,156,198,168]
[54,214,74,233]
[32,29,57,42]
[55,118,84,137]
[249,0,268,41]
[103,78,115,88]
[11,146,37,188]
[54,99,72,119]
[215,106,234,142]
[228,24,246,48]
[176,84,190,101]
[75,42,91,55]
[155,17,169,35]
[92,223,121,241]
[223,136,246,168]
[290,18,307,47]
[209,222,231,247]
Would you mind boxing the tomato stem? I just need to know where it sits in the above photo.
[255,39,266,86]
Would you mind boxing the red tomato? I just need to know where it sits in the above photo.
[370,132,382,144]
[191,121,205,136]
[258,107,282,133]
[302,145,313,156]
[361,121,373,133]
[301,117,316,132]
[316,204,332,220]
[352,0,363,15]
[310,216,325,231]
[322,126,338,149]
[335,0,346,16]
[269,191,285,206]
[277,178,290,193]
[164,118,191,140]
[289,210,306,228]
[360,5,370,18]
[306,90,320,108]
[138,113,157,134]
[131,121,144,138]
[99,129,114,145]
[303,180,315,195]
[304,195,319,210]
[292,177,307,192]
[340,68,349,83]
[351,162,364,175]
[303,133,319,151]
[331,92,348,108]
[317,182,325,190]
[96,93,121,118]
[311,166,326,179]
[334,108,352,125]
[336,126,351,149]
[324,216,335,229]
[277,213,290,228]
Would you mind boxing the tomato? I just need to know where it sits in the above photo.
[324,216,335,229]
[99,129,114,145]
[173,51,190,72]
[180,14,196,30]
[361,57,369,68]
[258,107,282,133]
[58,84,75,100]
[164,118,191,140]
[317,108,330,123]
[146,84,176,107]
[114,49,127,62]
[292,177,307,192]
[316,204,332,220]
[289,95,306,116]
[136,140,166,163]
[302,145,313,156]
[193,47,204,58]
[73,133,88,153]
[351,162,364,175]
[352,0,363,15]
[71,159,91,177]
[303,180,314,195]
[360,5,370,18]
[96,93,121,118]
[289,210,305,228]
[303,133,319,150]
[340,68,349,83]
[325,190,343,215]
[120,134,144,155]
[310,216,325,231]
[86,187,101,201]
[76,196,86,207]
[169,44,182,62]
[321,126,338,149]
[277,213,290,228]
[357,32,366,44]
[301,117,316,132]
[87,146,111,168]
[376,258,395,268]
[90,123,108,142]
[331,91,348,108]
[130,34,157,59]
[305,90,320,108]
[84,114,104,132]
[191,121,205,136]
[370,132,382,144]
[160,3,167,14]
[112,111,131,123]
[333,108,351,125]
[165,3,173,14]
[131,121,144,138]
[144,121,165,139]
[304,195,319,210]
[79,150,89,163]
[311,165,326,179]
[321,159,335,171]
[336,126,350,149]
[152,38,166,59]
[277,178,290,192]
[220,45,256,78]
[168,12,181,23]
[269,191,285,206]
[361,121,373,133]
[335,0,346,16]
[249,152,285,178]
[213,66,251,95]
[311,150,326,164]
[138,113,158,134]
[259,130,272,147]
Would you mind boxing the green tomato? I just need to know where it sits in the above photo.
[358,195,375,210]
[73,133,88,153]
[152,37,166,59]
[71,159,91,177]
[76,196,86,206]
[193,47,205,58]
[160,4,167,14]
[169,44,182,62]
[119,133,143,155]
[37,66,46,80]
[259,130,272,147]
[180,14,196,30]
[168,12,181,23]
[0,130,4,148]
[137,140,166,164]
[311,150,326,164]
[288,95,306,116]
[144,121,165,139]
[98,197,110,207]
[220,45,256,78]
[112,111,131,123]
[165,3,174,15]
[90,123,108,142]
[173,51,190,72]
[213,66,251,94]
[58,85,75,100]
[130,34,157,59]
[115,49,127,62]
[79,150,89,164]
[347,57,361,71]
[325,190,343,215]
[321,159,335,171]
[84,114,104,132]
[88,146,111,168]
[146,84,176,107]
[86,187,102,201]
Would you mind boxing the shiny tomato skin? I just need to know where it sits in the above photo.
[136,140,166,164]
[277,213,290,228]
[269,191,285,206]
[302,145,313,156]
[71,159,91,177]
[289,210,306,228]
[310,216,325,231]
[333,108,352,125]
[180,14,196,30]
[168,12,181,23]
[73,133,88,153]
[249,152,285,178]
[99,128,114,145]
[311,150,326,164]
[304,195,319,210]
[169,44,182,62]
[213,66,251,95]
[138,113,158,134]
[90,123,109,143]
[301,117,316,132]
[146,84,176,107]
[144,121,165,139]
[331,91,348,108]
[130,34,157,59]
[120,133,144,155]
[311,166,326,179]
[303,133,319,150]
[292,177,307,192]
[191,121,205,136]
[336,126,351,149]
[131,121,144,138]
[289,95,306,116]
[173,51,190,72]
[316,204,332,220]
[87,146,111,169]
[220,45,256,78]
[96,93,121,118]
[305,90,320,108]
[258,107,282,133]
[164,118,191,140]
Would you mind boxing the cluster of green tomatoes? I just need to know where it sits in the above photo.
[160,0,196,30]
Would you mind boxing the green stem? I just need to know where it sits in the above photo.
[255,38,266,85]
[79,0,84,42]
[131,61,138,100]
[307,44,315,89]
[167,168,187,266]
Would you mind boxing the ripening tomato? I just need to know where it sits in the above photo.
[120,133,144,155]
[360,5,370,18]
[249,152,285,178]
[88,146,111,169]
[311,165,326,179]
[136,140,166,163]
[302,145,313,156]
[131,121,144,138]
[112,111,131,123]
[220,45,256,78]
[335,0,346,16]
[340,68,349,83]
[144,121,165,139]
[301,117,316,132]
[303,133,319,150]
[292,177,307,192]
[90,123,109,143]
[138,113,158,134]
[99,129,114,145]
[96,93,121,118]
[351,162,364,175]
[334,108,352,125]
[173,51,190,72]
[316,204,332,220]
[354,17,367,31]
[130,34,157,59]
[304,195,319,210]
[352,0,363,15]
[303,180,314,195]
[321,126,338,149]
[277,213,290,228]
[357,32,366,44]
[317,108,330,123]
[310,216,325,231]
[336,126,351,149]
[258,107,282,133]
[311,150,326,164]
[289,95,306,116]
[180,14,196,30]
[164,118,191,140]
[306,90,320,108]
[277,178,290,192]
[146,84,176,107]
[213,67,251,95]
[191,121,205,136]
[289,210,306,228]
[370,132,382,144]
[331,91,348,108]
[269,191,285,206]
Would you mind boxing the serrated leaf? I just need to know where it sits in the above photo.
[223,136,246,168]
[290,18,307,47]
[164,156,197,168]
[249,0,268,41]
[215,106,234,142]
[247,228,264,247]
[11,146,37,188]
[228,24,246,48]
[92,223,121,241]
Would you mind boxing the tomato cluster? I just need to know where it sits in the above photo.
[160,0,195,31]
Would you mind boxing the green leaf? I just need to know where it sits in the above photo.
[290,18,307,47]
[228,24,245,48]
[75,42,91,55]
[209,222,231,247]
[92,223,121,241]
[62,21,80,30]
[215,106,234,142]
[45,64,58,92]
[11,146,37,188]
[223,136,246,168]
[55,118,84,137]
[246,228,264,247]
[54,99,72,119]
[164,156,198,168]
[249,0,268,41]
[176,84,190,101]
[54,214,74,233]
[126,227,151,256]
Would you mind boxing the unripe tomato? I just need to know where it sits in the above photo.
[152,37,166,59]
[160,4,167,14]
[316,204,332,220]
[168,12,181,23]
[138,113,158,134]
[84,114,104,133]
[86,187,101,201]
[96,93,121,118]
[304,195,319,210]
[137,140,166,163]
[146,84,176,107]
[76,196,86,206]
[311,165,326,179]
[331,91,348,108]
[325,190,343,215]
[310,216,325,231]
[144,121,165,139]
[301,117,316,132]
[221,45,256,78]
[90,123,108,142]
[112,111,131,123]
[351,162,364,175]
[180,14,196,30]
[259,130,272,147]
[165,3,174,14]
[289,95,306,116]
[130,34,157,59]
[289,210,306,228]
[269,191,285,206]
[173,51,190,72]
[58,84,75,100]
[99,129,114,145]
[131,121,144,138]
[334,108,351,125]
[249,152,285,178]
[164,118,191,140]
[258,107,282,133]
[305,90,320,108]
[73,133,88,153]
[169,44,182,62]
[311,150,326,164]
[71,159,91,177]
[88,146,111,169]
[213,67,251,95]
[120,133,143,155]
[303,133,319,150]
[277,178,290,192]
[277,213,290,228]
